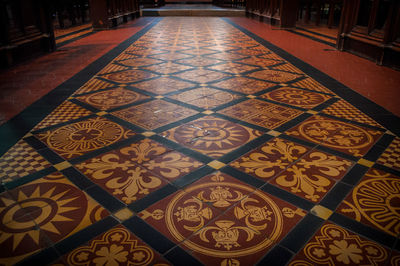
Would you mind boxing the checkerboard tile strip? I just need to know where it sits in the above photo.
[98,64,130,74]
[291,77,333,94]
[73,78,115,95]
[377,137,400,170]
[0,140,51,182]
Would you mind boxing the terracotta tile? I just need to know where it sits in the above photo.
[98,64,130,75]
[271,150,353,202]
[102,70,158,84]
[76,87,150,111]
[35,116,135,159]
[289,222,390,265]
[260,87,331,109]
[377,137,400,171]
[291,78,334,94]
[176,57,223,67]
[0,140,51,183]
[236,56,281,68]
[208,62,259,74]
[286,115,383,157]
[337,168,400,237]
[212,76,276,94]
[219,99,303,129]
[231,137,310,180]
[133,77,195,95]
[117,57,163,67]
[247,70,302,83]
[206,52,249,61]
[175,69,231,84]
[161,116,262,158]
[152,52,193,61]
[59,225,169,265]
[142,62,193,75]
[112,99,198,130]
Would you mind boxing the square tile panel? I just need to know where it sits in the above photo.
[289,222,390,265]
[260,87,331,109]
[73,78,115,95]
[212,77,276,94]
[291,78,334,94]
[117,57,164,67]
[337,168,400,237]
[270,150,353,202]
[168,87,241,109]
[236,56,281,68]
[102,70,158,84]
[174,69,231,84]
[208,62,259,74]
[175,56,223,67]
[0,140,51,183]
[112,99,198,130]
[286,115,383,157]
[230,137,310,180]
[0,172,109,265]
[247,69,302,83]
[142,62,193,75]
[133,77,195,95]
[218,99,303,129]
[35,116,135,159]
[161,116,262,158]
[57,225,168,265]
[76,139,203,204]
[76,87,150,111]
[377,137,400,171]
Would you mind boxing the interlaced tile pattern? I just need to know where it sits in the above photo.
[0,18,398,265]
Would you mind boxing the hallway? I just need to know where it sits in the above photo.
[0,17,399,265]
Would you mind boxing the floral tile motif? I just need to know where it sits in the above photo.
[0,139,50,184]
[112,99,198,130]
[174,69,231,84]
[337,168,400,236]
[289,222,389,265]
[271,151,353,202]
[76,139,202,204]
[140,172,305,265]
[230,138,310,180]
[260,87,331,109]
[208,62,259,74]
[247,70,302,83]
[377,137,400,171]
[168,87,241,109]
[218,99,303,129]
[161,116,262,158]
[76,87,150,111]
[212,77,276,94]
[322,100,383,128]
[0,172,108,265]
[286,115,383,157]
[33,101,92,130]
[102,70,158,84]
[58,225,169,265]
[73,78,115,95]
[142,62,193,75]
[35,117,135,159]
[291,78,334,94]
[133,77,195,95]
[118,57,163,67]
[175,56,223,67]
[236,57,281,68]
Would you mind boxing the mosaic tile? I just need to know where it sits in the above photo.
[141,172,304,265]
[161,116,262,158]
[322,99,383,128]
[142,62,193,75]
[377,137,400,171]
[76,139,202,204]
[112,99,198,130]
[337,168,400,236]
[102,70,158,84]
[231,137,310,180]
[117,57,163,67]
[247,69,302,83]
[57,225,169,265]
[76,87,149,111]
[33,101,92,130]
[0,140,51,183]
[260,87,331,109]
[271,151,353,202]
[175,56,223,67]
[208,62,259,74]
[168,87,241,109]
[174,69,231,84]
[219,99,303,129]
[212,77,276,94]
[0,172,108,265]
[133,76,195,95]
[289,222,389,265]
[151,52,193,61]
[206,52,249,61]
[291,78,334,94]
[236,56,281,68]
[73,78,115,95]
[286,115,383,157]
[35,116,135,159]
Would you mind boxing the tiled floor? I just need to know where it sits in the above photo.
[0,17,399,265]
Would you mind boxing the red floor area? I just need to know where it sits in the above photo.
[0,17,155,124]
[229,17,400,117]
